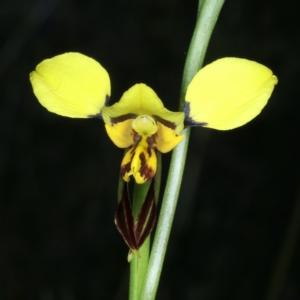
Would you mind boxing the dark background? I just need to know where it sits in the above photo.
[0,0,299,299]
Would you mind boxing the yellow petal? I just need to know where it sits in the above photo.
[101,84,184,135]
[30,52,110,118]
[105,120,134,148]
[185,57,278,130]
[120,149,134,182]
[131,146,157,184]
[156,122,184,153]
[121,146,157,184]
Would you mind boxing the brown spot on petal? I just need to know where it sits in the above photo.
[183,101,208,127]
[88,95,111,119]
[120,150,134,179]
[120,162,131,178]
[139,152,156,181]
[146,135,157,154]
[153,115,176,130]
[110,113,137,124]
[133,132,142,147]
[104,94,110,107]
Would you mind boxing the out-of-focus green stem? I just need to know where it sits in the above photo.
[264,184,300,300]
[139,1,225,299]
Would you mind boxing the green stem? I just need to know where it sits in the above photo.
[129,237,150,300]
[179,0,225,110]
[129,182,151,300]
[139,1,225,299]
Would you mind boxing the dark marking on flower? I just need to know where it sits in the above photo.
[121,160,132,177]
[135,180,156,247]
[183,101,208,127]
[87,95,111,119]
[153,115,176,130]
[120,148,134,177]
[183,101,191,118]
[114,183,139,252]
[133,132,142,147]
[139,152,156,181]
[110,113,137,124]
[89,113,102,119]
[146,135,157,156]
[104,94,110,106]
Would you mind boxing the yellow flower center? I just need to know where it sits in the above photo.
[121,133,157,184]
[132,115,157,136]
[118,115,159,184]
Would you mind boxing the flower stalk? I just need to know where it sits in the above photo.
[139,0,225,299]
[129,181,151,300]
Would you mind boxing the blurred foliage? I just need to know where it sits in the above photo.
[0,0,299,299]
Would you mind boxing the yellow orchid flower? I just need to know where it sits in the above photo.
[30,52,277,184]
